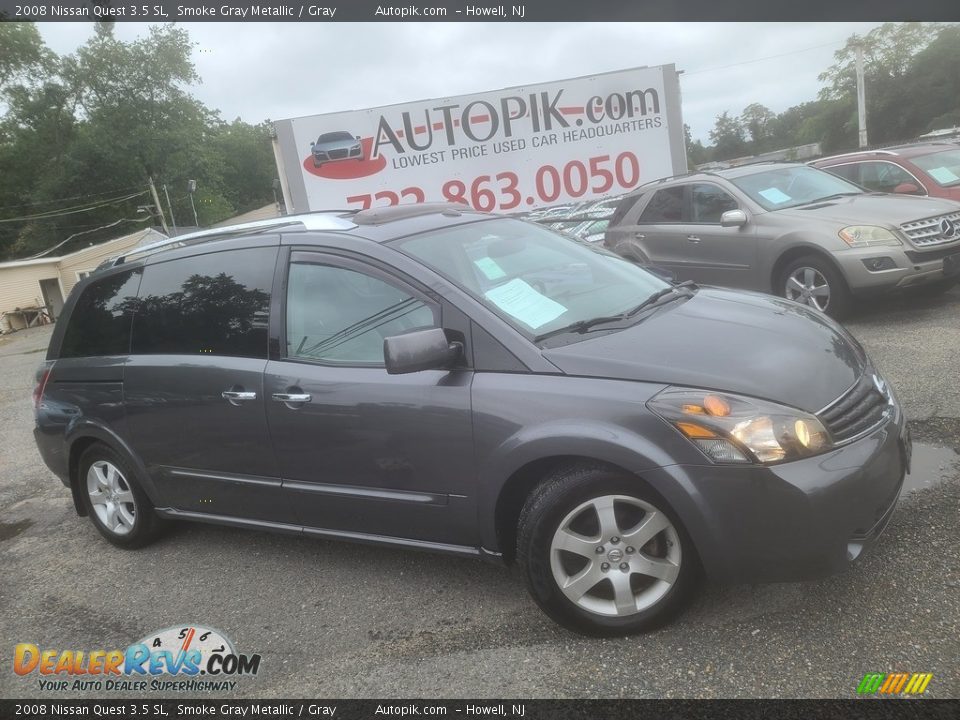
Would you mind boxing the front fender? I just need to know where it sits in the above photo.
[476,419,689,552]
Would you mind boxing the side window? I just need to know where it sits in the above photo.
[60,268,142,358]
[608,193,645,227]
[823,163,861,185]
[638,186,684,223]
[690,183,739,223]
[859,162,919,194]
[131,247,274,358]
[286,262,438,365]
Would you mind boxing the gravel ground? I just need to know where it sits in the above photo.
[1,289,958,699]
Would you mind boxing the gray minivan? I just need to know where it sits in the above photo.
[33,204,911,636]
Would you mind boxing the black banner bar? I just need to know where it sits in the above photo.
[1,0,960,22]
[2,700,960,720]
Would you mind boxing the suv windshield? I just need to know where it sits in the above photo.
[395,218,669,341]
[911,149,960,187]
[729,165,865,210]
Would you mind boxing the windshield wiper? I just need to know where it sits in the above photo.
[796,192,862,206]
[533,313,631,342]
[533,281,698,343]
[622,280,698,318]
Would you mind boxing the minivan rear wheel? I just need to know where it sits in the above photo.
[517,464,699,636]
[780,254,851,318]
[79,443,162,549]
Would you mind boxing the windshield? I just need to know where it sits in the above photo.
[317,131,354,142]
[912,149,960,188]
[730,165,865,210]
[394,218,669,341]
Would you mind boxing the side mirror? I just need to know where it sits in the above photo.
[893,182,922,195]
[384,328,462,375]
[720,209,748,228]
[310,141,315,146]
[355,136,361,141]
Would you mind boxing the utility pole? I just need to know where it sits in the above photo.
[148,176,170,235]
[162,184,178,236]
[854,38,868,149]
[187,179,200,227]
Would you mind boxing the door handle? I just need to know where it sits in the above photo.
[222,391,257,401]
[634,232,645,240]
[686,235,701,243]
[272,393,312,403]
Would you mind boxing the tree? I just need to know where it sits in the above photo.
[740,103,776,152]
[708,112,748,161]
[0,23,277,260]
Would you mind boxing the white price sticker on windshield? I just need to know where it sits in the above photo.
[484,278,567,329]
[758,187,792,204]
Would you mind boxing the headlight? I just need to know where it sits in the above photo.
[648,388,833,465]
[838,225,902,248]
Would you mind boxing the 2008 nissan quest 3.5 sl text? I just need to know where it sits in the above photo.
[33,204,912,636]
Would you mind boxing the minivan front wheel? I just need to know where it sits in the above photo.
[518,464,699,636]
[79,444,162,548]
[780,255,850,318]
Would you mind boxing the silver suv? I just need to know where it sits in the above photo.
[604,163,960,317]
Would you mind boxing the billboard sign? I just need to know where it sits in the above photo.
[273,65,687,214]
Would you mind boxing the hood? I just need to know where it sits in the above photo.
[542,288,866,414]
[774,192,959,227]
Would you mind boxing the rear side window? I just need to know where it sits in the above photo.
[638,187,684,223]
[608,193,645,227]
[60,268,142,358]
[131,247,275,358]
[822,163,861,184]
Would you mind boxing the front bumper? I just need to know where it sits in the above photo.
[836,243,960,294]
[649,406,909,583]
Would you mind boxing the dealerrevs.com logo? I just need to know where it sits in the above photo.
[13,625,261,693]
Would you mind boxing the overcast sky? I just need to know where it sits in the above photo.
[37,22,882,143]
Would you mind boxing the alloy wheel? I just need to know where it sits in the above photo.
[86,460,137,536]
[785,266,831,311]
[549,495,681,617]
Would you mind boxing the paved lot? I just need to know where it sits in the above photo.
[1,289,958,699]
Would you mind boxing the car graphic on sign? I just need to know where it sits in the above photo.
[311,131,364,168]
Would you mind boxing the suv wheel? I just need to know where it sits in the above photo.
[781,255,851,318]
[79,443,162,549]
[518,464,699,636]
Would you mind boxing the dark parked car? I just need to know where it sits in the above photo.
[34,205,910,636]
[812,143,960,203]
[310,130,364,168]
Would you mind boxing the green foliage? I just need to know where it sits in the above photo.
[0,23,278,260]
[697,22,959,166]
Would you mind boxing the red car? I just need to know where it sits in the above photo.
[812,143,960,203]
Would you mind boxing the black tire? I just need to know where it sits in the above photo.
[313,159,322,169]
[779,254,851,319]
[517,463,700,636]
[78,443,163,549]
[907,277,958,297]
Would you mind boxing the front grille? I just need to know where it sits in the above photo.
[818,374,888,443]
[328,149,349,159]
[900,211,960,248]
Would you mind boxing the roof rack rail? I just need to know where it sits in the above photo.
[815,149,899,162]
[108,211,358,268]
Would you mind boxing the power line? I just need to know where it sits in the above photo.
[23,216,152,260]
[0,186,145,212]
[683,39,847,77]
[0,191,148,224]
